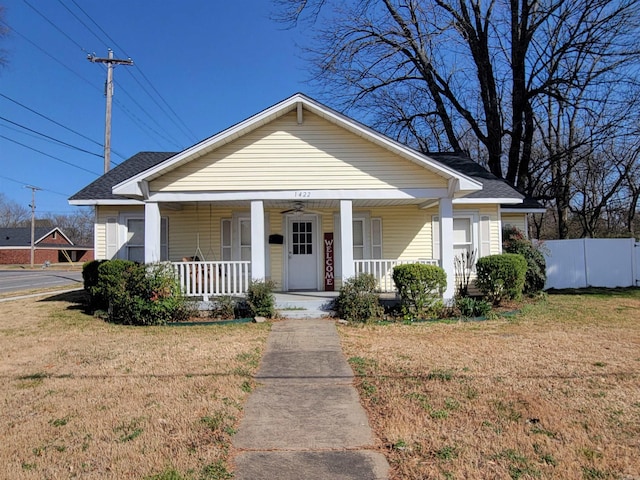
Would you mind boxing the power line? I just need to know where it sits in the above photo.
[0,116,104,158]
[0,92,126,160]
[0,134,101,175]
[22,0,89,54]
[0,173,70,197]
[55,0,109,51]
[66,0,199,143]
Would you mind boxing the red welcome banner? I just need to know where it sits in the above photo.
[324,233,334,291]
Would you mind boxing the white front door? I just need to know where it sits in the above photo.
[287,215,318,290]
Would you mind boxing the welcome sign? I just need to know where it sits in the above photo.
[324,233,334,291]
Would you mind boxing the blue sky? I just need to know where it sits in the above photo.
[0,0,313,215]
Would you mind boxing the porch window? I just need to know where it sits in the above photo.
[453,217,472,258]
[114,216,168,262]
[221,216,253,261]
[432,213,484,261]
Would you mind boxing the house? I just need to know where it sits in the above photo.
[0,227,94,265]
[69,93,542,300]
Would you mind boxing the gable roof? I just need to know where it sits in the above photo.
[69,152,176,204]
[110,93,482,199]
[0,227,73,247]
[69,93,527,205]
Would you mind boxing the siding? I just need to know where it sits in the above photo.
[502,213,527,237]
[370,206,431,260]
[150,111,447,192]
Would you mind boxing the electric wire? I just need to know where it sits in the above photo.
[22,0,89,54]
[0,173,70,197]
[67,0,199,143]
[0,134,101,176]
[0,116,104,158]
[0,92,127,160]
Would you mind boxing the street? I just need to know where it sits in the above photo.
[0,270,83,295]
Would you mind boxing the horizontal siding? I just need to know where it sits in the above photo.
[370,206,431,260]
[502,213,527,237]
[150,111,447,192]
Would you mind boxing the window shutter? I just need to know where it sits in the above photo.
[480,215,491,257]
[106,217,117,259]
[371,218,382,259]
[432,216,440,260]
[221,219,232,261]
[161,217,169,261]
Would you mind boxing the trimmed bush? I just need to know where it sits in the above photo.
[502,227,546,294]
[392,263,447,319]
[246,280,276,318]
[93,260,190,325]
[334,274,383,323]
[475,253,527,305]
[82,259,107,309]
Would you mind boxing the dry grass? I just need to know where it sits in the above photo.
[340,290,640,480]
[0,290,269,479]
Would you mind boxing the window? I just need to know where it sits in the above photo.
[432,213,483,261]
[239,218,252,261]
[126,218,145,263]
[221,219,232,261]
[453,217,473,259]
[221,216,253,261]
[371,218,382,259]
[115,216,168,262]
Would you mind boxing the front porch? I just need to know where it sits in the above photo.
[173,257,441,301]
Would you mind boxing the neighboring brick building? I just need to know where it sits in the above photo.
[0,227,94,265]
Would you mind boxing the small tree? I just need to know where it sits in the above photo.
[246,280,276,318]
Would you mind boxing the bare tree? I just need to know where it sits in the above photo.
[275,0,640,194]
[0,193,30,227]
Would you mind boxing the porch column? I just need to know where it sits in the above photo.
[250,200,265,281]
[439,197,456,302]
[144,202,161,264]
[340,200,355,280]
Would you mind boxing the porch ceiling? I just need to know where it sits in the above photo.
[160,198,430,210]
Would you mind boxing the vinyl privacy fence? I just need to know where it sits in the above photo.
[542,238,640,290]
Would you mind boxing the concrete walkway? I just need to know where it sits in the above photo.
[233,318,389,479]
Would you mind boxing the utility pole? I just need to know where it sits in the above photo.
[87,49,133,173]
[25,185,41,269]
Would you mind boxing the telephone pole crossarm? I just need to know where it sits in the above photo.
[87,49,134,173]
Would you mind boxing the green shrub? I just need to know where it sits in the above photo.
[246,280,275,318]
[82,259,107,309]
[456,296,492,318]
[210,296,237,319]
[475,254,527,305]
[334,274,383,323]
[392,263,447,319]
[95,261,189,325]
[502,227,546,294]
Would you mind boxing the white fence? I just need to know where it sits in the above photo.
[542,238,640,289]
[173,261,251,300]
[354,258,439,292]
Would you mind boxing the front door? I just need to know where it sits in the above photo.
[287,215,318,290]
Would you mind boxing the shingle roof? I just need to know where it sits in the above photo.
[427,153,524,200]
[69,152,177,201]
[0,227,70,247]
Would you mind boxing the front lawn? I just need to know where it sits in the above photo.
[0,291,269,479]
[340,290,640,479]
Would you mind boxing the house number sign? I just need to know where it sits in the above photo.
[294,191,311,198]
[324,233,334,291]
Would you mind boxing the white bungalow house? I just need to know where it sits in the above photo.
[69,93,541,301]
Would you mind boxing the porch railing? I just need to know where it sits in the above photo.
[354,258,440,292]
[174,261,251,299]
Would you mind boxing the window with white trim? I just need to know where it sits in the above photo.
[433,213,484,261]
[221,216,252,261]
[113,216,168,262]
[353,219,365,260]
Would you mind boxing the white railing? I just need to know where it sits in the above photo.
[174,261,251,299]
[354,258,440,292]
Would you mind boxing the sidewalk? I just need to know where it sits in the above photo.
[232,318,389,479]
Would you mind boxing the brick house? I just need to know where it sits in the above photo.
[0,227,94,265]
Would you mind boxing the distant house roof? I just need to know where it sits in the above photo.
[0,227,73,247]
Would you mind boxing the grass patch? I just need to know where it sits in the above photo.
[338,290,640,479]
[0,293,269,478]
